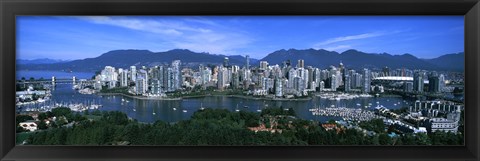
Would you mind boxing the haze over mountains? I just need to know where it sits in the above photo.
[17,49,464,72]
[17,58,71,65]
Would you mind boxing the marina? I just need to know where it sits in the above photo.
[309,106,383,122]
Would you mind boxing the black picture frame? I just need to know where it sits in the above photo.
[1,0,479,160]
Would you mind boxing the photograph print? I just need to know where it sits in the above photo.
[15,16,465,146]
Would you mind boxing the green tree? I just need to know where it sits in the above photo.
[51,107,72,117]
[37,120,48,130]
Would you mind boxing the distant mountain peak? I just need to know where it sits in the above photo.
[17,48,464,72]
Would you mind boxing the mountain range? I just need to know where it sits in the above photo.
[17,58,70,65]
[261,49,464,71]
[17,49,464,72]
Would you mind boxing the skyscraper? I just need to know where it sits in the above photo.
[331,75,337,91]
[274,78,283,97]
[172,60,181,91]
[404,82,413,92]
[217,66,228,90]
[120,69,129,87]
[138,69,148,93]
[151,79,161,94]
[260,61,269,70]
[167,67,174,92]
[362,68,371,93]
[439,74,445,92]
[245,55,250,70]
[130,66,137,82]
[413,71,425,93]
[428,72,441,93]
[298,59,304,68]
[223,57,229,67]
[345,74,351,92]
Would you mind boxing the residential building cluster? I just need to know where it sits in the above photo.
[92,55,452,98]
[93,57,379,97]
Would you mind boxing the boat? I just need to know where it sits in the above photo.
[356,103,361,106]
[182,110,187,113]
[200,103,205,110]
[173,108,177,111]
[244,106,249,108]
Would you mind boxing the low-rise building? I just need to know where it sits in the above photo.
[19,120,37,132]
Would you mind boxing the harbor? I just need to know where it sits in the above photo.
[16,83,410,123]
[309,106,383,122]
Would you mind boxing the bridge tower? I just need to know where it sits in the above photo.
[73,76,76,84]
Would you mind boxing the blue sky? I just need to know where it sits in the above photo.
[17,16,464,60]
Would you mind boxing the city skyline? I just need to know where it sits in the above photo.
[17,16,464,60]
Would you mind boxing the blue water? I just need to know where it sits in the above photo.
[18,84,410,123]
[17,70,411,123]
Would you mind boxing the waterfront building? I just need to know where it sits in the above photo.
[201,66,212,85]
[293,76,305,94]
[137,69,148,93]
[353,73,362,88]
[362,68,371,93]
[94,81,102,90]
[130,66,137,82]
[231,72,240,89]
[167,67,174,92]
[331,75,337,91]
[319,81,325,92]
[313,68,321,87]
[156,66,165,89]
[100,66,118,88]
[135,76,147,95]
[120,69,129,87]
[320,69,329,82]
[217,66,228,90]
[287,68,297,88]
[307,66,314,89]
[150,79,162,94]
[345,74,351,92]
[161,66,169,91]
[172,60,182,91]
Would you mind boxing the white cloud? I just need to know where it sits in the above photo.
[315,32,384,46]
[313,30,403,50]
[75,16,255,55]
[78,16,214,36]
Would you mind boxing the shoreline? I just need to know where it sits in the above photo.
[97,93,183,100]
[97,92,312,101]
